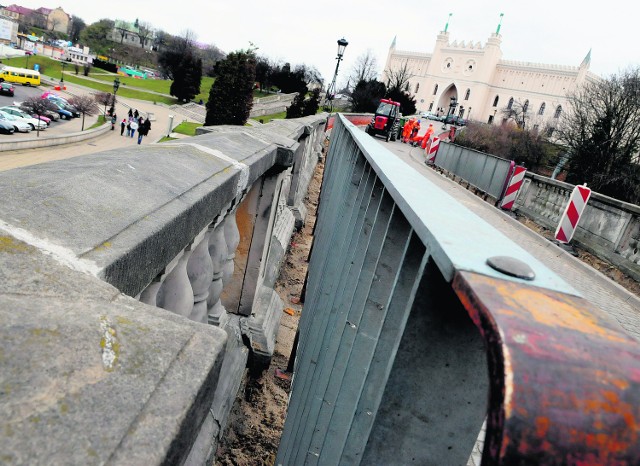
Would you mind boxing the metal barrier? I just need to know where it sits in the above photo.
[435,141,514,200]
[276,114,640,465]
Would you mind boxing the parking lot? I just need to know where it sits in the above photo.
[0,82,96,139]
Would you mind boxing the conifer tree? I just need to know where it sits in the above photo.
[205,50,256,126]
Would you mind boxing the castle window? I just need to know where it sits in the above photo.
[507,97,514,110]
[493,95,499,107]
[539,102,546,115]
[464,89,470,100]
[428,102,433,111]
[554,105,562,118]
[523,100,529,112]
[415,83,420,93]
[433,84,438,95]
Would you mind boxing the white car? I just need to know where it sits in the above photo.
[0,111,32,133]
[0,106,47,130]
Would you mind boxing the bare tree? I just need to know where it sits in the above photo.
[384,59,413,92]
[348,50,379,90]
[137,21,153,48]
[94,92,113,118]
[69,95,98,131]
[19,97,59,137]
[500,99,531,129]
[556,67,640,202]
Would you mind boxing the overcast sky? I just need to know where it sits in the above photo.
[15,0,639,87]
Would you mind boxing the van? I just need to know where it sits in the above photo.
[0,66,41,86]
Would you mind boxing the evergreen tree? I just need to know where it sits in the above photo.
[286,89,307,119]
[205,50,256,126]
[349,79,386,113]
[303,88,321,116]
[385,87,416,116]
[169,54,202,102]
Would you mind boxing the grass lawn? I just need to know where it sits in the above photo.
[254,111,287,122]
[172,121,202,136]
[2,56,266,106]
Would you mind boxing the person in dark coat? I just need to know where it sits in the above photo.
[120,118,126,136]
[137,118,151,144]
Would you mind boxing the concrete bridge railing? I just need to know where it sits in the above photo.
[276,114,640,465]
[0,114,326,464]
[514,172,640,282]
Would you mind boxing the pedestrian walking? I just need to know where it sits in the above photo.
[137,118,151,144]
[128,108,133,119]
[120,118,126,136]
[126,120,131,137]
[110,113,117,131]
[133,109,139,119]
[129,119,138,138]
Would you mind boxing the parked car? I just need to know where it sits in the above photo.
[444,114,467,126]
[0,118,15,134]
[46,96,80,118]
[3,105,51,126]
[420,111,441,121]
[0,106,47,130]
[0,111,32,132]
[48,101,73,120]
[0,82,14,97]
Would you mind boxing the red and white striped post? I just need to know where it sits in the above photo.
[425,136,440,164]
[554,184,592,244]
[500,165,527,211]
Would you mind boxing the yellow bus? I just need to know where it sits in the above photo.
[0,66,41,86]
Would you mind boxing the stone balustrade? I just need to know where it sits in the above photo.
[0,114,326,464]
[515,172,640,281]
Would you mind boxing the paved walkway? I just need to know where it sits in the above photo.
[385,138,640,342]
[0,80,197,172]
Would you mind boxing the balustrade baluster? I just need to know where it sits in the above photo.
[187,229,213,324]
[222,209,240,286]
[208,219,228,326]
[157,250,194,317]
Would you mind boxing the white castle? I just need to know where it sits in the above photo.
[383,19,599,132]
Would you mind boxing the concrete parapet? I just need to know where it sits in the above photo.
[0,114,327,463]
[515,173,640,281]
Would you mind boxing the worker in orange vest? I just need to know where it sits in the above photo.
[402,118,415,143]
[410,122,434,147]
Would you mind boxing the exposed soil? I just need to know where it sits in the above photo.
[214,158,323,466]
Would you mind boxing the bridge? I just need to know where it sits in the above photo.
[0,112,639,465]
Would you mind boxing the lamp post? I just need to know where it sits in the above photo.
[447,96,458,117]
[111,77,120,116]
[468,107,472,121]
[60,61,66,85]
[493,109,498,124]
[324,37,348,113]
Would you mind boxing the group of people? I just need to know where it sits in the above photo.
[401,118,435,149]
[120,108,151,145]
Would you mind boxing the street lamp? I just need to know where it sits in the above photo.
[60,61,66,84]
[468,107,472,121]
[111,77,120,116]
[448,96,458,117]
[323,37,348,113]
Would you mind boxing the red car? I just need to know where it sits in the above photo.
[24,50,34,55]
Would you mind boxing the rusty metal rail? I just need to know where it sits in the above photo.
[276,114,640,465]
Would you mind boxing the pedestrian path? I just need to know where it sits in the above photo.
[0,80,202,172]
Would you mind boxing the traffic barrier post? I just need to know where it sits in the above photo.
[425,136,440,164]
[554,184,592,244]
[499,165,527,211]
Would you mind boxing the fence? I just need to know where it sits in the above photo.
[276,114,640,465]
[434,142,514,200]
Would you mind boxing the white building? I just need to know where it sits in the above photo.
[383,25,600,132]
